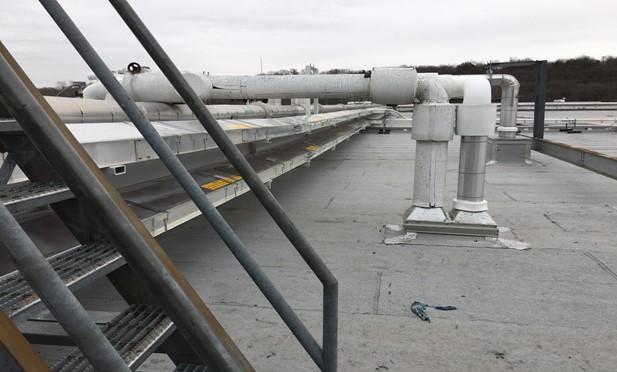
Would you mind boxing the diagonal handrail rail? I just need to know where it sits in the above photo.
[0,39,252,372]
[39,0,338,370]
[0,201,129,371]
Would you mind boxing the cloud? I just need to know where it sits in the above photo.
[1,0,615,86]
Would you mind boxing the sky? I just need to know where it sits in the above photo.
[2,0,616,86]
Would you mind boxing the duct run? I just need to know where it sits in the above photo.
[405,74,498,236]
[84,66,419,106]
[81,66,508,236]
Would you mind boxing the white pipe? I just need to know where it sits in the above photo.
[435,73,519,135]
[406,75,454,224]
[208,74,370,101]
[415,73,449,103]
[488,74,519,138]
[42,96,375,123]
[122,71,212,103]
[452,76,495,222]
[83,67,419,105]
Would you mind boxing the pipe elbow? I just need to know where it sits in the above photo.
[463,76,491,104]
[415,74,449,103]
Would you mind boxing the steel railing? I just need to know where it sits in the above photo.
[39,0,339,370]
[0,39,252,371]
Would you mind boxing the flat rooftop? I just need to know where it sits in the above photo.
[37,130,617,371]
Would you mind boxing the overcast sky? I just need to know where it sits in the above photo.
[2,0,616,86]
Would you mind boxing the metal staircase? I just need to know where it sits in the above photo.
[0,0,339,371]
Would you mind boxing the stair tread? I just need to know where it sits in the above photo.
[52,304,175,372]
[0,182,72,213]
[0,243,123,322]
[174,364,209,372]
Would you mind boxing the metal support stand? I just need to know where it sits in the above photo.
[533,60,548,140]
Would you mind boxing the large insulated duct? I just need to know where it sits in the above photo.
[84,67,418,106]
[122,71,212,103]
[208,74,370,101]
[83,71,212,103]
[208,67,418,105]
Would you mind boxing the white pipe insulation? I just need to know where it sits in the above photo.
[43,96,376,124]
[452,77,494,216]
[406,74,498,230]
[438,73,520,135]
[406,74,454,224]
[82,67,419,106]
[84,71,212,103]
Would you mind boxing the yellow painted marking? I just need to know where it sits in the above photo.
[305,145,319,151]
[201,175,242,191]
[226,122,253,129]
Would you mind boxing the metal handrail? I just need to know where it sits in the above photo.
[0,39,252,371]
[0,201,129,372]
[40,0,338,370]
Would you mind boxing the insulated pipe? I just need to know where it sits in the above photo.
[85,67,418,106]
[207,67,418,105]
[208,74,370,101]
[406,73,454,224]
[0,202,130,372]
[488,74,519,128]
[122,71,212,103]
[41,96,374,123]
[436,73,519,137]
[453,76,492,214]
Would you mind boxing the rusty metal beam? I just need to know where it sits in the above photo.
[0,311,50,372]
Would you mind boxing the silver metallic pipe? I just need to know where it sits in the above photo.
[488,74,519,130]
[0,202,129,371]
[456,136,488,202]
[435,73,519,135]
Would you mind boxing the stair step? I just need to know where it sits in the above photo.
[0,243,124,323]
[52,304,175,371]
[0,182,72,213]
[174,364,209,372]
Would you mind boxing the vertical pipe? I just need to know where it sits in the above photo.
[533,61,548,139]
[0,203,130,372]
[0,37,248,371]
[412,141,448,208]
[106,1,338,370]
[456,136,488,202]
